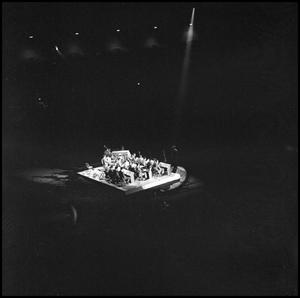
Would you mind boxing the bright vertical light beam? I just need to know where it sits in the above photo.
[172,8,195,142]
[191,7,195,26]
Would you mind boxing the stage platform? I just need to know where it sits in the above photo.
[77,167,181,195]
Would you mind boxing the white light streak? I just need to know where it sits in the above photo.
[173,8,196,141]
[55,45,63,57]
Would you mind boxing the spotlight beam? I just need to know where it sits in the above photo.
[190,7,195,26]
[172,8,195,142]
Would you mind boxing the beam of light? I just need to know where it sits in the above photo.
[190,7,195,26]
[107,39,127,52]
[67,43,84,56]
[144,37,160,48]
[172,8,195,142]
[71,205,78,224]
[17,168,70,186]
[21,49,39,60]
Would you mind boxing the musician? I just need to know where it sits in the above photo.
[103,146,112,157]
[123,160,130,169]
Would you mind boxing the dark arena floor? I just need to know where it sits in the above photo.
[3,136,298,295]
[3,2,298,296]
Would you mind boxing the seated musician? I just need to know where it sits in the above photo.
[123,160,130,170]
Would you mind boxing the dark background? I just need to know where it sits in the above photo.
[2,2,298,296]
[3,2,298,148]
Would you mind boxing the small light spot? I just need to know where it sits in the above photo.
[29,35,34,39]
[55,45,62,54]
[75,32,79,36]
[116,29,121,32]
[153,26,158,29]
[137,82,141,86]
[189,23,193,26]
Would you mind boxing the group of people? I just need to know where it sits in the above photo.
[100,148,166,185]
